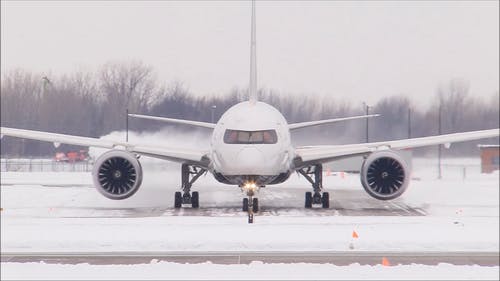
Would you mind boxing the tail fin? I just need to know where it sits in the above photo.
[249,0,257,104]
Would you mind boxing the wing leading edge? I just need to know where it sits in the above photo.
[294,128,499,168]
[0,127,209,167]
[128,114,216,129]
[288,114,379,130]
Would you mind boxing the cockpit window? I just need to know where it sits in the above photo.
[224,129,278,144]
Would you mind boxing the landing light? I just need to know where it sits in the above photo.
[243,182,259,192]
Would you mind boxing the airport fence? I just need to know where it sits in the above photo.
[0,158,483,180]
[0,158,94,172]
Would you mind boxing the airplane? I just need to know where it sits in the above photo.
[1,1,498,223]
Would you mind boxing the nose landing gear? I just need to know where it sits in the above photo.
[245,194,259,223]
[241,184,259,223]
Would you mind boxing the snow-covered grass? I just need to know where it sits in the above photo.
[1,157,499,280]
[1,216,498,253]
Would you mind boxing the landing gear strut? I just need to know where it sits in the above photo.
[174,164,206,208]
[241,183,259,223]
[243,191,259,223]
[298,164,329,209]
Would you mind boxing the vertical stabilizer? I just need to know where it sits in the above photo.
[249,0,257,104]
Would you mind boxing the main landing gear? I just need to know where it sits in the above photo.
[174,164,206,208]
[298,164,330,209]
[241,183,259,224]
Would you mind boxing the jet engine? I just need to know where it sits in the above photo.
[360,150,409,200]
[92,150,143,200]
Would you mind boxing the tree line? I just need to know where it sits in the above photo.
[1,61,498,157]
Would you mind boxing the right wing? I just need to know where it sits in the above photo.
[128,114,216,129]
[0,127,210,167]
[294,128,499,168]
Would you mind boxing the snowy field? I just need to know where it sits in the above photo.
[1,157,499,280]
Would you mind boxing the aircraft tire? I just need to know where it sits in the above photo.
[252,198,259,212]
[174,192,182,208]
[242,198,249,212]
[322,192,330,208]
[192,191,199,208]
[305,192,313,208]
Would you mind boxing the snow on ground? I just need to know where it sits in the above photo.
[1,215,498,253]
[1,157,499,279]
[2,261,499,280]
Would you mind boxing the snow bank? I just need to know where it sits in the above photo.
[2,261,498,280]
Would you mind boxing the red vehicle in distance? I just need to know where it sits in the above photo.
[54,150,89,162]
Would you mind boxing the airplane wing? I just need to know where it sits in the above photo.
[288,114,379,130]
[0,127,210,167]
[128,114,216,129]
[294,128,499,168]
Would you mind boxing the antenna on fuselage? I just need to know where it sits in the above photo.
[248,0,257,105]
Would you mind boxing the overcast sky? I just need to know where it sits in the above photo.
[1,1,498,108]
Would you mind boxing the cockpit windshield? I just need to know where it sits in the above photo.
[224,129,278,144]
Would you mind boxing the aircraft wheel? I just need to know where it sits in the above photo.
[242,198,249,212]
[305,192,313,208]
[322,192,330,208]
[252,198,259,213]
[191,191,199,208]
[174,192,182,208]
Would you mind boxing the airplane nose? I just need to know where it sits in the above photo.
[237,147,265,173]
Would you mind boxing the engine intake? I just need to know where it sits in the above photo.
[92,150,143,200]
[360,150,409,200]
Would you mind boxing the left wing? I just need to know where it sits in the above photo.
[0,127,210,167]
[294,128,499,168]
[128,114,216,129]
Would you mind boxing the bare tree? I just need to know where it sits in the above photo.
[437,78,471,133]
[1,65,497,157]
[99,61,157,133]
[372,95,412,141]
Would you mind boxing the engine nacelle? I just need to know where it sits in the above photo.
[360,150,409,200]
[92,150,143,200]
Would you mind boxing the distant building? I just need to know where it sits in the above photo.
[478,145,500,173]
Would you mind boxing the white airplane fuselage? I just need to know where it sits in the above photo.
[209,101,294,186]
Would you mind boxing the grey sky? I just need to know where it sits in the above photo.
[1,1,498,108]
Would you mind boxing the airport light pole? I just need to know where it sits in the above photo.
[438,102,442,179]
[363,102,370,143]
[41,76,51,99]
[211,105,217,123]
[126,108,129,142]
[407,107,411,139]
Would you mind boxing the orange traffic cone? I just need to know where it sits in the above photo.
[349,230,358,250]
[381,257,391,266]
